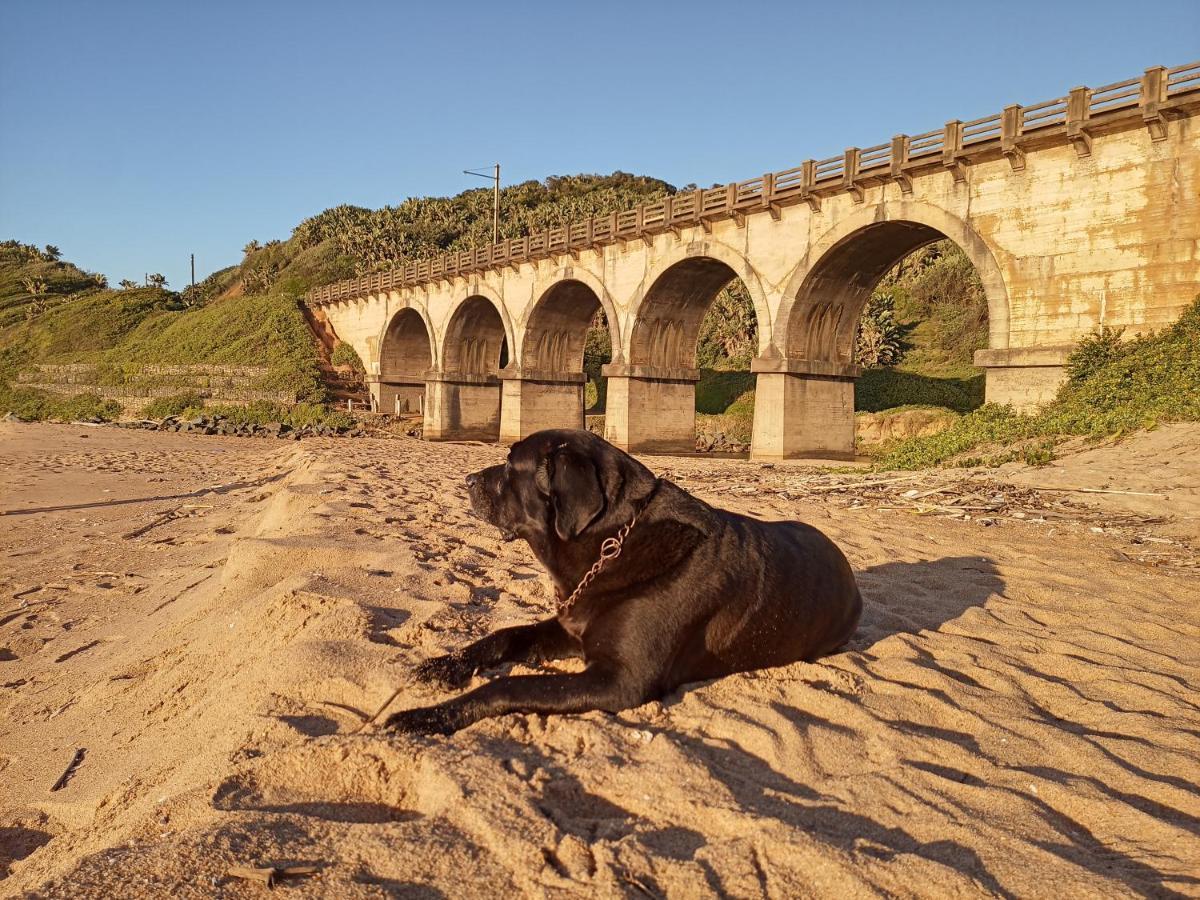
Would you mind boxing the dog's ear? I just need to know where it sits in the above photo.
[549,443,604,541]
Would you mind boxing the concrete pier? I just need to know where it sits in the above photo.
[423,376,502,442]
[499,372,586,443]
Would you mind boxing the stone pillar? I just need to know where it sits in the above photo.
[749,358,860,460]
[973,347,1071,413]
[498,370,586,443]
[423,374,502,442]
[370,378,425,415]
[601,364,700,453]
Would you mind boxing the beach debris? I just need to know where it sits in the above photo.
[351,686,407,733]
[1020,485,1167,498]
[50,747,86,791]
[225,865,320,888]
[651,464,1197,573]
[121,504,213,540]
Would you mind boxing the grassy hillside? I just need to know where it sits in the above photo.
[1,173,679,421]
[0,240,106,328]
[877,297,1200,469]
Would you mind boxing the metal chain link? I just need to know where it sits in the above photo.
[554,486,656,617]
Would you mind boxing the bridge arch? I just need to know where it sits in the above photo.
[377,302,436,371]
[371,302,435,415]
[627,241,772,367]
[529,266,622,365]
[521,278,610,375]
[777,201,1011,363]
[441,292,513,377]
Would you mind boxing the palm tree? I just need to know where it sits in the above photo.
[43,245,62,261]
[147,273,167,289]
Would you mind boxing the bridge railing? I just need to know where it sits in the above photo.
[306,61,1200,306]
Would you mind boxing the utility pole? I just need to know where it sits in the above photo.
[463,164,500,244]
[190,253,196,297]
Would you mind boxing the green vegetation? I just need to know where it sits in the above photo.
[292,173,673,274]
[1,389,122,423]
[876,240,990,373]
[0,285,324,414]
[877,297,1200,469]
[331,342,365,373]
[854,293,907,368]
[3,172,681,423]
[139,393,208,419]
[855,368,983,414]
[0,240,105,328]
[696,281,756,370]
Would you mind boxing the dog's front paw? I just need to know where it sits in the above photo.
[413,653,475,689]
[384,704,461,736]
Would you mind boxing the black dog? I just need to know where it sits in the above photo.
[386,429,861,735]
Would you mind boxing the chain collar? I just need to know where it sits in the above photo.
[554,480,659,617]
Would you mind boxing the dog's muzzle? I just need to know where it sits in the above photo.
[465,472,516,541]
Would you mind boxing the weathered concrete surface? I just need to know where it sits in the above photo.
[318,108,1200,455]
[601,371,699,453]
[423,378,501,442]
[499,376,585,443]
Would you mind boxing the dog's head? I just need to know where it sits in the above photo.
[465,429,655,548]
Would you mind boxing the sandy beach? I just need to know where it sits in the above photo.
[1,421,1197,898]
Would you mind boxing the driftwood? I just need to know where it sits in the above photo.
[650,463,1197,573]
[1018,485,1166,498]
[351,686,407,733]
[226,865,320,888]
[50,747,86,792]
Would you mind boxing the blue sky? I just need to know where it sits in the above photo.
[1,0,1197,289]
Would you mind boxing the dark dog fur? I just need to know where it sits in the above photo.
[385,428,861,735]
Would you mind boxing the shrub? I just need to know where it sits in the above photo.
[583,319,612,411]
[1065,325,1126,384]
[696,370,755,414]
[877,296,1200,469]
[331,342,365,373]
[142,392,206,419]
[855,368,983,414]
[0,387,122,422]
[854,292,907,368]
[696,281,756,370]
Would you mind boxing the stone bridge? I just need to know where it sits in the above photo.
[306,62,1200,459]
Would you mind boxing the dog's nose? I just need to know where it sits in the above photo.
[465,473,479,488]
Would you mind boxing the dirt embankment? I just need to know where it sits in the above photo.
[1,422,1197,898]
